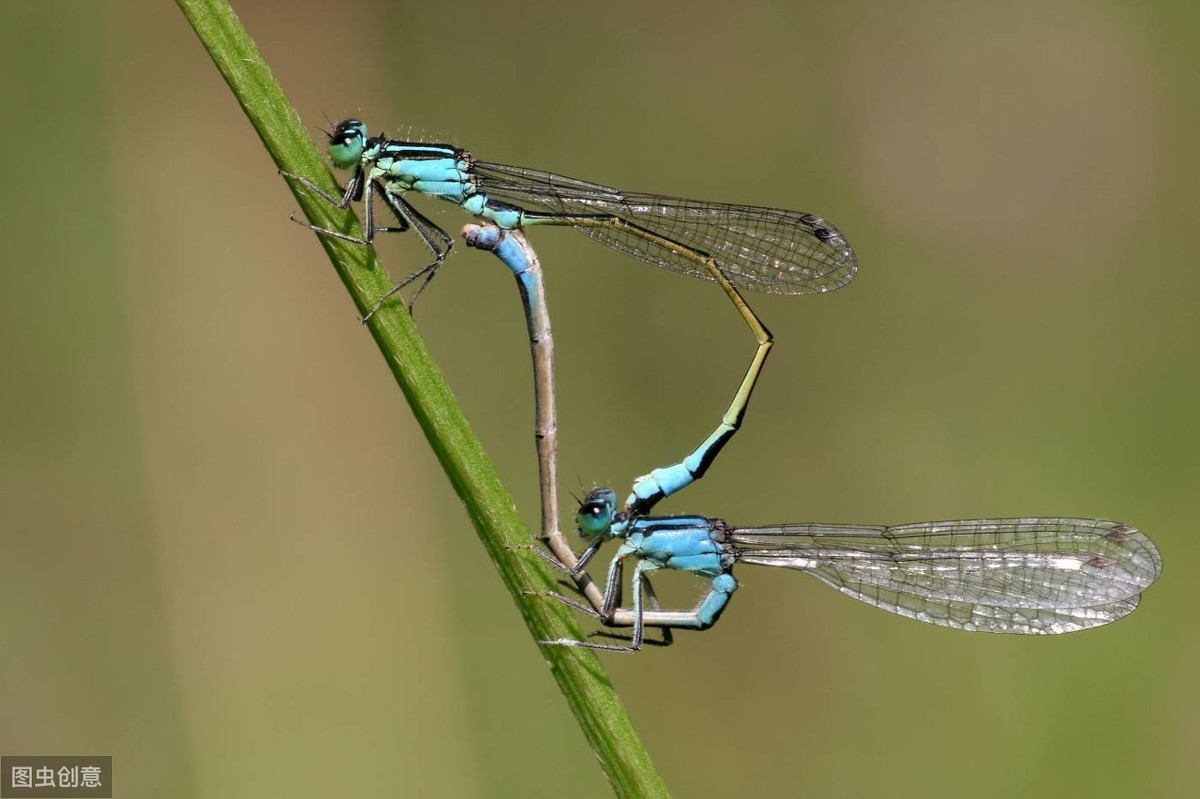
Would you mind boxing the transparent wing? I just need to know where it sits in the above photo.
[472,161,858,295]
[732,518,1161,634]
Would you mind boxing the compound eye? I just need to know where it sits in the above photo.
[576,496,615,537]
[327,120,367,168]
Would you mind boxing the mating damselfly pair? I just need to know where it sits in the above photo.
[284,119,1161,652]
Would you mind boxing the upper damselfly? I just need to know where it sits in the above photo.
[284,119,858,318]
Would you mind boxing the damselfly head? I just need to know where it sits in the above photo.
[328,119,368,168]
[577,488,618,538]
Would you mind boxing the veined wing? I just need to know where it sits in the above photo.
[732,518,1161,634]
[472,161,858,295]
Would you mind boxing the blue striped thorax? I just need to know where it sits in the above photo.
[576,487,735,576]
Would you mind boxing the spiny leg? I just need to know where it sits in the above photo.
[538,548,634,652]
[362,191,455,319]
[588,565,674,649]
[282,169,454,319]
[281,168,401,246]
[279,167,361,210]
[586,570,738,650]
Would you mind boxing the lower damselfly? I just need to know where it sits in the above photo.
[553,487,1162,652]
[464,225,1161,653]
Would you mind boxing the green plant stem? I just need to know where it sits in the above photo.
[175,0,668,795]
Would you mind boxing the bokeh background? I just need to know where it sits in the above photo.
[2,1,1197,796]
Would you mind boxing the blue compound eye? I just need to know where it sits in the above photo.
[576,489,617,537]
[576,502,611,537]
[328,120,367,168]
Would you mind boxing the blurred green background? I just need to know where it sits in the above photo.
[2,1,1197,796]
